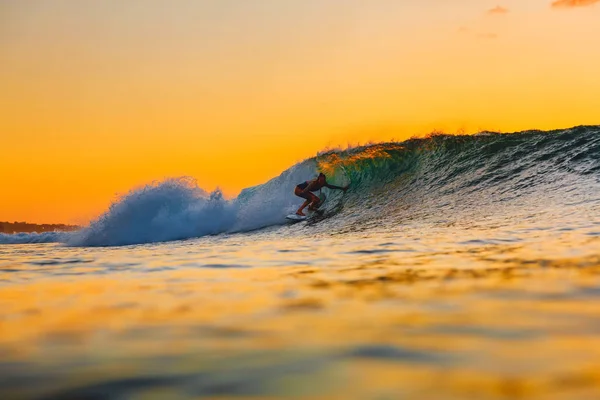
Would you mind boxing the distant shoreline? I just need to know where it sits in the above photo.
[1,222,81,234]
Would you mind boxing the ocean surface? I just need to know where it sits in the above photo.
[1,126,600,399]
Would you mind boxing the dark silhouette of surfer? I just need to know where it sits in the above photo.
[294,173,348,216]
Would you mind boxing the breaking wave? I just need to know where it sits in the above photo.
[2,126,599,246]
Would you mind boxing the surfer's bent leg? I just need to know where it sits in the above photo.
[295,186,312,216]
[307,193,320,211]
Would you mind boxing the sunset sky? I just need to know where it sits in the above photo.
[1,0,599,223]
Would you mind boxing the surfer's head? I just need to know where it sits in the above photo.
[317,173,326,184]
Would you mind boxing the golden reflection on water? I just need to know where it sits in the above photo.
[1,234,600,399]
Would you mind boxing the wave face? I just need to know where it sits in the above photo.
[2,126,599,246]
[315,125,600,231]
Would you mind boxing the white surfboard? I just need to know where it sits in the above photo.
[286,214,307,222]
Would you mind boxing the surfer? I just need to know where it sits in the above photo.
[295,173,348,216]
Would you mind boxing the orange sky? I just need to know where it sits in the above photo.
[1,0,599,224]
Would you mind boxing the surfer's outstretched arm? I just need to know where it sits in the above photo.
[325,183,349,192]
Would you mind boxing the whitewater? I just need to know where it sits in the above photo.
[1,126,600,399]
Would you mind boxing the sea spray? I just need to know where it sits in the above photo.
[68,178,237,247]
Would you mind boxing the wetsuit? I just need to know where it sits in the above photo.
[295,181,319,203]
[297,181,309,191]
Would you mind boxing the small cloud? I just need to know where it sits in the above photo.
[552,0,600,7]
[478,33,499,39]
[457,26,470,34]
[488,5,509,14]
